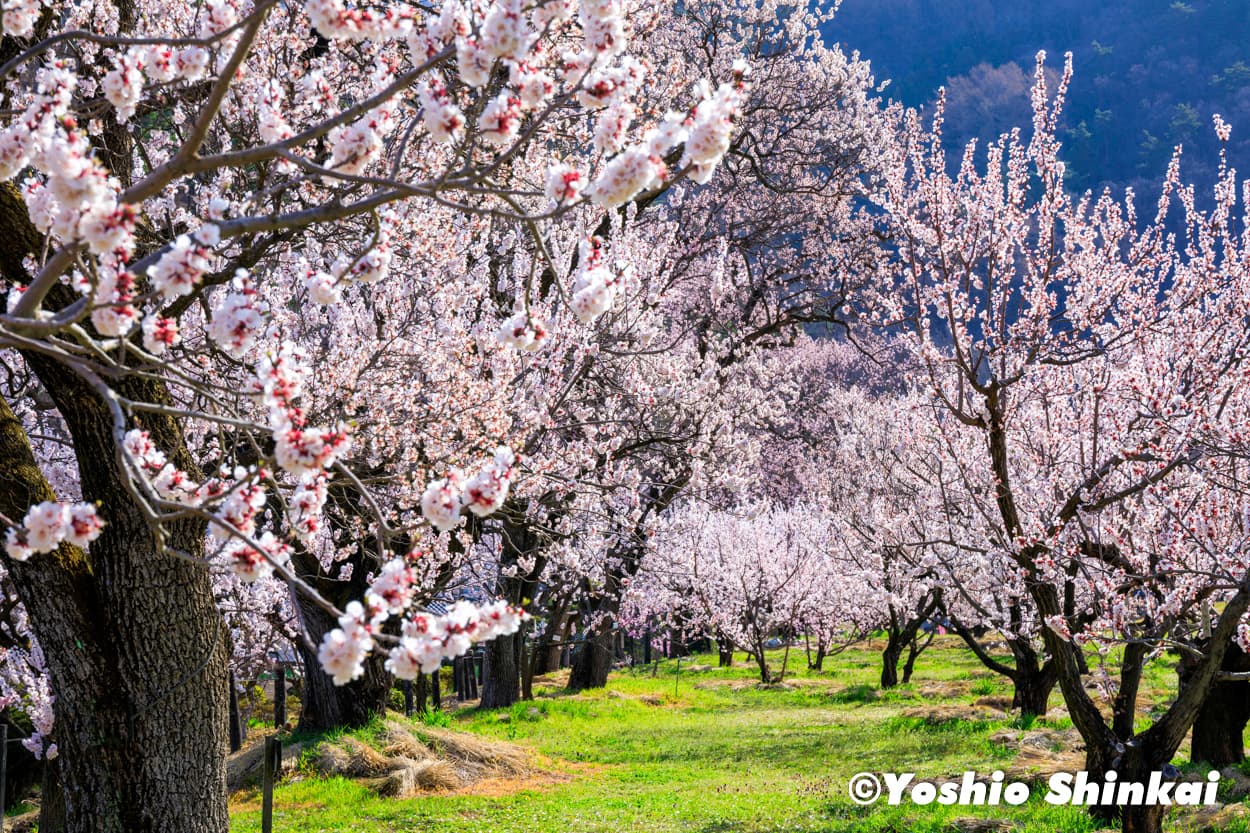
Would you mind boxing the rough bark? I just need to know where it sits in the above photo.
[480,631,522,709]
[881,594,941,689]
[880,637,904,689]
[1010,667,1057,717]
[1180,642,1250,766]
[479,504,546,709]
[1032,576,1250,833]
[949,618,1056,716]
[295,596,389,733]
[568,630,615,690]
[0,366,231,833]
[901,631,932,685]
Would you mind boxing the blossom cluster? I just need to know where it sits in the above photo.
[421,446,519,532]
[318,581,528,685]
[4,502,105,562]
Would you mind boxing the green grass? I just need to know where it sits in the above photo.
[227,638,1233,833]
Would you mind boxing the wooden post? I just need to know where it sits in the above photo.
[262,736,281,833]
[228,671,243,753]
[273,662,286,728]
[402,679,414,717]
[0,723,8,832]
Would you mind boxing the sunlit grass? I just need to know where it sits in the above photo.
[229,637,1227,833]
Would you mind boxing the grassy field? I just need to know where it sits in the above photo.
[228,637,1249,833]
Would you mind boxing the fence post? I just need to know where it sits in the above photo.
[228,671,243,753]
[262,736,281,833]
[273,662,286,728]
[0,723,7,833]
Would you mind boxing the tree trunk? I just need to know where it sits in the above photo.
[753,644,772,683]
[569,631,615,691]
[530,602,567,676]
[902,640,921,684]
[1181,642,1250,766]
[810,643,827,672]
[228,672,244,752]
[1084,743,1168,833]
[950,616,1054,716]
[295,598,389,732]
[881,632,903,688]
[480,631,521,709]
[882,595,942,689]
[478,507,544,707]
[1,371,232,833]
[1010,668,1057,717]
[718,641,734,667]
[1190,686,1247,766]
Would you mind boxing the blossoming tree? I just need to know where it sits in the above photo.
[0,0,751,828]
[878,53,1250,832]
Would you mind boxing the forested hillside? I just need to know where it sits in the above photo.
[829,0,1250,198]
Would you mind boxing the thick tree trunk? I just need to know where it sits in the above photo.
[569,630,615,691]
[950,617,1054,716]
[1180,642,1250,766]
[478,507,544,708]
[1010,668,1057,717]
[1084,743,1169,833]
[480,631,521,709]
[1190,681,1249,765]
[718,641,734,668]
[295,597,389,732]
[530,601,567,676]
[1,365,232,833]
[881,635,902,688]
